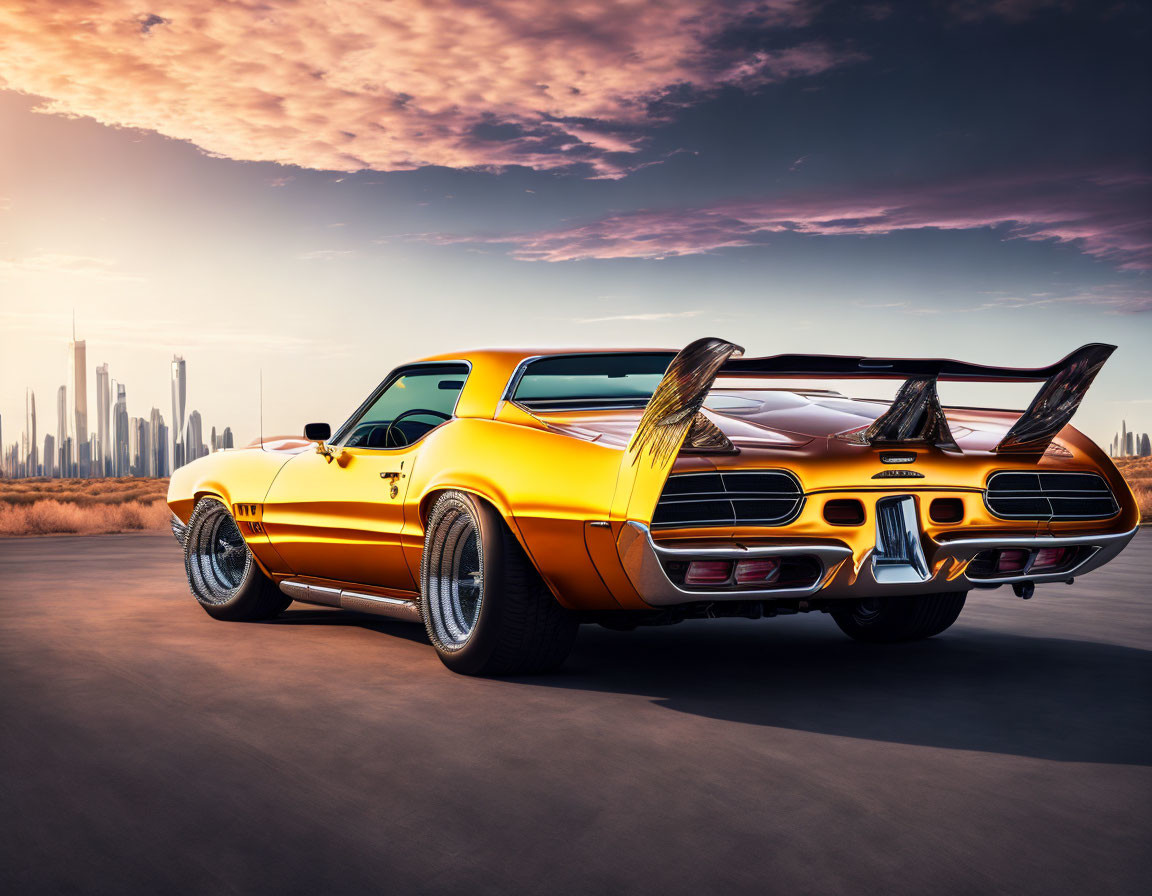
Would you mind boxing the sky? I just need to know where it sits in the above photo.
[1,0,1150,451]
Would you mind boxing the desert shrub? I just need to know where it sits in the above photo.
[0,498,171,536]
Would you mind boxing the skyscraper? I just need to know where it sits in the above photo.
[185,410,204,463]
[149,408,166,478]
[1142,433,1151,457]
[70,319,88,473]
[24,389,38,477]
[171,355,186,470]
[57,385,69,477]
[221,427,234,450]
[43,434,55,478]
[113,383,129,477]
[95,363,110,477]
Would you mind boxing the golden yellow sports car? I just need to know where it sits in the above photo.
[168,338,1139,675]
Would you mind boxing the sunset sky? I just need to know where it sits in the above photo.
[1,0,1149,448]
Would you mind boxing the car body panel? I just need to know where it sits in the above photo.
[168,341,1139,614]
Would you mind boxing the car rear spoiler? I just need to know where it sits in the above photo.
[612,338,1115,524]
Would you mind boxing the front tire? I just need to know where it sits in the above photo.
[420,491,578,676]
[831,592,967,643]
[183,497,290,621]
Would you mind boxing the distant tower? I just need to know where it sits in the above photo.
[1126,430,1134,456]
[1121,420,1128,458]
[171,355,187,470]
[29,390,37,477]
[113,383,129,477]
[1141,433,1151,457]
[149,408,164,478]
[185,410,204,463]
[70,316,88,474]
[57,385,68,477]
[43,434,55,478]
[95,363,110,476]
[221,427,234,450]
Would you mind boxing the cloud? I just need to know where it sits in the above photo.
[0,1,854,177]
[426,171,1152,271]
[0,253,143,282]
[575,310,704,323]
[298,249,356,262]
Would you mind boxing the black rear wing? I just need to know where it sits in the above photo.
[614,338,1114,525]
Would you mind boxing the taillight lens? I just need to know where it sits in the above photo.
[996,549,1030,573]
[734,558,781,584]
[1031,547,1069,571]
[685,560,732,585]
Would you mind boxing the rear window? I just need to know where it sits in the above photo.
[512,353,674,410]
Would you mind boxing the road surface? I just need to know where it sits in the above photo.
[1,531,1149,895]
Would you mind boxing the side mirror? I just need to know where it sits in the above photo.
[304,422,334,460]
[304,422,331,442]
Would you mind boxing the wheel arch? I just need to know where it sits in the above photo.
[415,483,556,599]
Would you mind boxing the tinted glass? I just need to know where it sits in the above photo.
[341,364,467,448]
[513,353,674,406]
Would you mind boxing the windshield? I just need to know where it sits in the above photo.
[512,353,674,410]
[339,363,468,448]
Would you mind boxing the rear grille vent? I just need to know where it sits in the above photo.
[985,471,1118,521]
[652,470,803,529]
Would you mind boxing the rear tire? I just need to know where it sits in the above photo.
[831,592,967,643]
[420,491,578,676]
[183,497,290,621]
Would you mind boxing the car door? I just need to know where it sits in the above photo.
[262,363,469,590]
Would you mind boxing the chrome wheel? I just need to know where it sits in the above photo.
[425,504,484,650]
[187,501,251,605]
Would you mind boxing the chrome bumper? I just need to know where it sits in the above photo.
[617,518,1139,607]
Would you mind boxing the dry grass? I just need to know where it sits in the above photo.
[1113,457,1152,523]
[0,478,171,536]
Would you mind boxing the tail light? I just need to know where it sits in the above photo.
[734,558,781,584]
[996,549,1030,573]
[685,560,732,585]
[1031,547,1069,571]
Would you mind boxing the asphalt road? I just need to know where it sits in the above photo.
[1,532,1149,896]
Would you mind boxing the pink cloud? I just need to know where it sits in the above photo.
[0,0,851,176]
[428,172,1152,269]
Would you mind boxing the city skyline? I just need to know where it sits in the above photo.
[1,2,1149,454]
[0,320,233,479]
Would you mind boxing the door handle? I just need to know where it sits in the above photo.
[379,471,402,482]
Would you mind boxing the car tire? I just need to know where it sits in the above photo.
[830,592,967,643]
[420,490,578,676]
[183,497,290,621]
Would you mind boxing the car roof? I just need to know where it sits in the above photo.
[410,347,674,419]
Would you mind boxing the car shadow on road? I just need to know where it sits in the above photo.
[264,607,431,644]
[538,618,1152,765]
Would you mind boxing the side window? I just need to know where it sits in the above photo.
[340,364,468,449]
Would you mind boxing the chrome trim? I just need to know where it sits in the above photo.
[872,495,931,584]
[984,470,1120,522]
[617,521,852,605]
[938,526,1139,585]
[616,521,1139,605]
[652,469,805,529]
[340,590,423,621]
[278,579,422,622]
